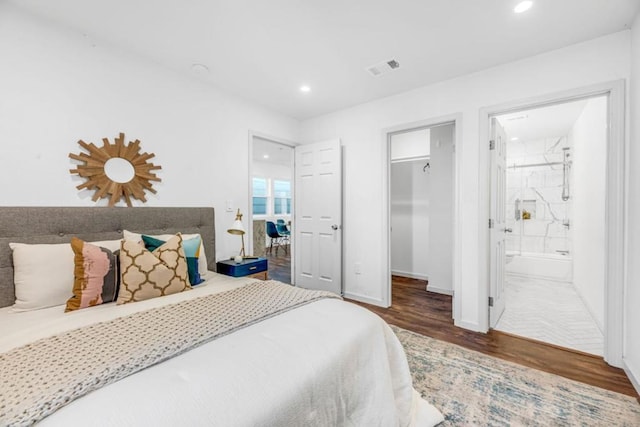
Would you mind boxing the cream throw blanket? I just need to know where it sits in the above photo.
[0,281,340,426]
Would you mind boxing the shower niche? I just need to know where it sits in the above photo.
[515,199,537,221]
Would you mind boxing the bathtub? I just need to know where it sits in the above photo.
[505,251,572,282]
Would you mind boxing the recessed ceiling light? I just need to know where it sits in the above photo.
[514,1,533,13]
[190,63,210,75]
[511,137,519,141]
[300,85,311,93]
[263,154,270,159]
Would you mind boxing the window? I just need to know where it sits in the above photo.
[252,177,292,216]
[273,180,291,215]
[252,177,268,215]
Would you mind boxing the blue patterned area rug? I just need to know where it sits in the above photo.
[392,326,640,426]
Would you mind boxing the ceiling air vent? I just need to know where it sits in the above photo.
[366,59,400,77]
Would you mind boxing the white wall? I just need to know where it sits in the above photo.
[569,97,607,332]
[427,124,454,294]
[0,4,299,262]
[300,31,630,330]
[624,12,640,393]
[390,129,430,160]
[390,160,430,280]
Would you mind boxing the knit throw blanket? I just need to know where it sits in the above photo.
[0,281,341,426]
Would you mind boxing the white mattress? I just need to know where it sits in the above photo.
[0,273,443,426]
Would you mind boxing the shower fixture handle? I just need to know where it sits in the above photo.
[503,228,513,233]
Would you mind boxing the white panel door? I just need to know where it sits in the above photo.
[489,118,508,327]
[294,139,342,294]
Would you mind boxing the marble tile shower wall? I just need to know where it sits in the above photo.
[505,136,572,255]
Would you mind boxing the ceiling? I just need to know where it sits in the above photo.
[11,0,639,120]
[253,137,293,166]
[496,97,597,142]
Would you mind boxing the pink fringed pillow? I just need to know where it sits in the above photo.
[65,238,119,312]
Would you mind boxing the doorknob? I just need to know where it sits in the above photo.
[331,224,340,230]
[503,228,513,233]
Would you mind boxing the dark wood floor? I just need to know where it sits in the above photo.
[348,276,638,398]
[265,244,291,283]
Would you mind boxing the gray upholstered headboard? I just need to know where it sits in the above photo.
[0,207,215,308]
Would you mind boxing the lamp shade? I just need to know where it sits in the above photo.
[228,219,245,235]
[227,209,246,257]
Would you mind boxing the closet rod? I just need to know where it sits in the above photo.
[391,155,430,164]
[509,161,563,169]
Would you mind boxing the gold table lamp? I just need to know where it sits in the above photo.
[227,209,246,257]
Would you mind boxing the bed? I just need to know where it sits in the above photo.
[0,207,443,426]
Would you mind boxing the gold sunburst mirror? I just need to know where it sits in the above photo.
[69,132,161,207]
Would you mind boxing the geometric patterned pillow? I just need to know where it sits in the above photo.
[65,238,120,312]
[116,233,190,305]
[122,230,209,276]
[141,234,204,286]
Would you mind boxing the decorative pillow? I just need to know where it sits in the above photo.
[141,234,204,285]
[117,234,191,305]
[123,230,208,275]
[87,239,123,253]
[9,239,122,311]
[9,242,75,311]
[65,238,120,312]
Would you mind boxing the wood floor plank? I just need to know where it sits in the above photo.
[265,246,291,283]
[348,276,638,398]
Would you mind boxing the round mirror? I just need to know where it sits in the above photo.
[104,157,135,183]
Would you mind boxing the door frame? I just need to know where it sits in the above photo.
[479,80,626,367]
[381,113,463,321]
[247,131,297,282]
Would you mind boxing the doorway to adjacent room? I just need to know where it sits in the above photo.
[249,134,294,283]
[482,80,625,367]
[490,96,608,356]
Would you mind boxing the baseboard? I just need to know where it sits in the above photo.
[426,284,453,296]
[343,292,388,308]
[623,358,640,396]
[391,270,428,281]
[454,318,484,333]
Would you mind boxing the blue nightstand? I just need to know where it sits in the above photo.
[216,257,268,280]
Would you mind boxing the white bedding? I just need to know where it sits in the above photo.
[0,273,443,426]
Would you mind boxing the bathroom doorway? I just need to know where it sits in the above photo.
[491,96,607,356]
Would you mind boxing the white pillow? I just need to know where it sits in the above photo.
[10,242,74,311]
[9,239,122,311]
[85,239,122,253]
[122,230,208,275]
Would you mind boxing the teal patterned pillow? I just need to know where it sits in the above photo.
[141,234,204,285]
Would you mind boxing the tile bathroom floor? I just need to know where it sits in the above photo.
[495,275,604,356]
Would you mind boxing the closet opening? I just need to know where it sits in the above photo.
[387,121,455,316]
